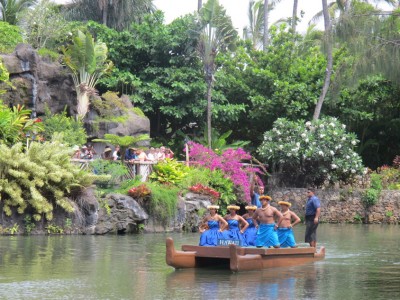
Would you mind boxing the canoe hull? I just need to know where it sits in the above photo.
[166,237,325,272]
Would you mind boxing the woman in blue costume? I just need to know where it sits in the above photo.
[242,205,258,246]
[277,201,301,248]
[224,205,249,246]
[199,205,228,246]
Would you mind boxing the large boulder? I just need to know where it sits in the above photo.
[92,193,149,235]
[1,43,77,116]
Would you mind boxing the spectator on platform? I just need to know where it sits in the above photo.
[113,145,120,161]
[72,145,81,159]
[102,146,113,160]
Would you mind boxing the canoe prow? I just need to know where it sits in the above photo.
[166,238,196,268]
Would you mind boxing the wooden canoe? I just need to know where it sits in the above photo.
[166,237,325,272]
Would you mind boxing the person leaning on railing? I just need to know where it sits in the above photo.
[125,147,138,164]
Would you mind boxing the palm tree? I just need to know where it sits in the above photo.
[62,30,113,119]
[263,0,269,51]
[64,0,155,31]
[197,0,237,148]
[0,0,36,25]
[313,0,332,120]
[198,0,202,12]
[244,0,264,49]
[245,0,282,50]
[311,0,396,119]
[292,0,298,32]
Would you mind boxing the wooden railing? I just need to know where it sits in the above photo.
[71,159,157,182]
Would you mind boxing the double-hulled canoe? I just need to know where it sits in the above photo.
[166,237,325,272]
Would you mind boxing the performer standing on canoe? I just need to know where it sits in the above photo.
[252,196,283,248]
[242,205,258,246]
[277,201,301,248]
[199,205,228,246]
[224,205,249,246]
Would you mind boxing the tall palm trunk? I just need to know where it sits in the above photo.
[292,0,298,32]
[205,64,214,148]
[313,0,333,120]
[198,0,203,11]
[263,0,269,51]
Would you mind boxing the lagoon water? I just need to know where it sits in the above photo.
[0,224,399,300]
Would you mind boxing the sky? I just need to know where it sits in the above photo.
[153,0,324,34]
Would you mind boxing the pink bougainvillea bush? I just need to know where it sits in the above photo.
[187,142,261,203]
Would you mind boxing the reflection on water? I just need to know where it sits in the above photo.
[0,225,399,299]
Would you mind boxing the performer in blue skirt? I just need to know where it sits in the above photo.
[199,205,228,246]
[253,196,283,248]
[224,205,249,246]
[242,205,258,246]
[277,201,301,248]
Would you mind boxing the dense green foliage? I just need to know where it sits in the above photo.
[90,159,128,187]
[42,107,87,146]
[0,21,23,53]
[362,173,382,208]
[137,181,179,225]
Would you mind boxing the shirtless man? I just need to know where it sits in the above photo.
[252,195,283,248]
[277,201,301,248]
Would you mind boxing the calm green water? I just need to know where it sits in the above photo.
[0,224,399,300]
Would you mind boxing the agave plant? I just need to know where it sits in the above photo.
[62,30,113,119]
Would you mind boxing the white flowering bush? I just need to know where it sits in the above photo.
[258,117,365,186]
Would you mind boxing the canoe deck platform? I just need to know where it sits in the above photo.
[166,238,325,272]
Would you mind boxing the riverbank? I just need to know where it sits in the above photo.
[0,188,398,236]
[270,188,400,224]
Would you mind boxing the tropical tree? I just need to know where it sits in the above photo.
[197,0,237,148]
[64,0,155,31]
[292,0,298,32]
[0,0,36,25]
[263,0,269,51]
[244,0,264,49]
[62,30,113,119]
[313,0,333,120]
[198,0,203,12]
[18,0,69,49]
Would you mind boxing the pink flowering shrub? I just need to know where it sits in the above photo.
[187,142,260,203]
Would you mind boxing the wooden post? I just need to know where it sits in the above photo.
[185,143,189,167]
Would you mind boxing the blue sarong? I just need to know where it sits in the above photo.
[225,219,247,246]
[243,218,257,246]
[255,223,280,248]
[199,221,228,246]
[277,227,297,248]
